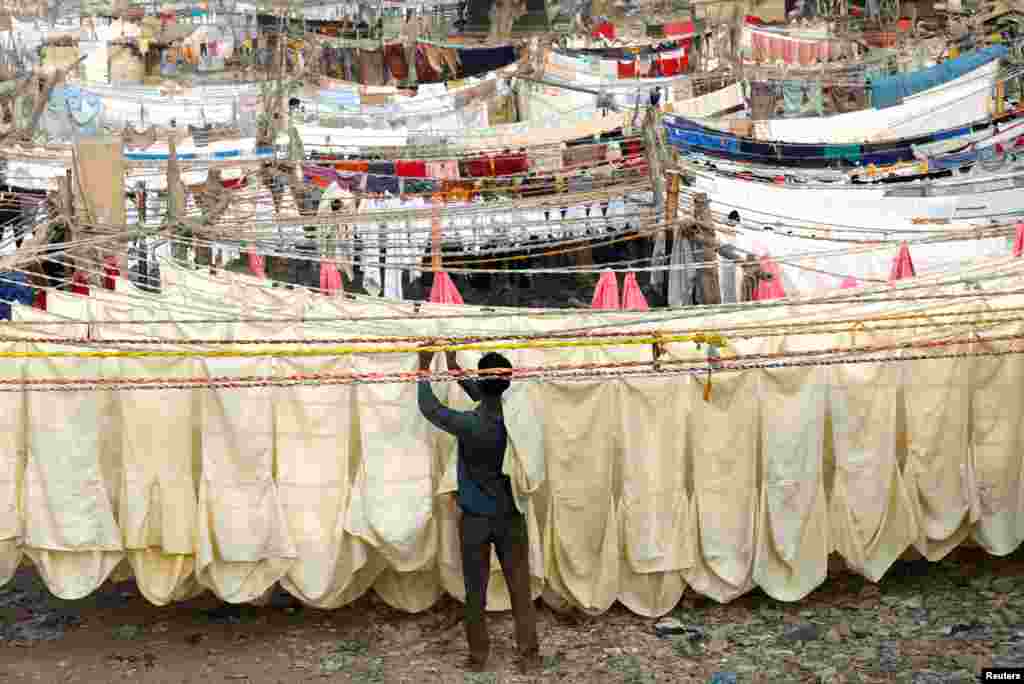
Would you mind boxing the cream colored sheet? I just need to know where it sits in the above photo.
[540,372,620,615]
[346,347,442,612]
[23,342,125,599]
[5,266,1024,608]
[829,330,918,582]
[683,371,758,603]
[754,355,829,602]
[901,345,977,561]
[0,339,23,585]
[969,320,1024,555]
[90,300,202,606]
[195,322,297,603]
[275,344,385,608]
[615,374,690,617]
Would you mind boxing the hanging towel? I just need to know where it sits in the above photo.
[102,255,120,290]
[620,272,648,310]
[319,261,343,295]
[591,270,620,309]
[247,246,265,278]
[426,160,459,179]
[396,160,428,178]
[428,271,464,304]
[889,242,916,282]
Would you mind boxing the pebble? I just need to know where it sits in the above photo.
[782,623,820,643]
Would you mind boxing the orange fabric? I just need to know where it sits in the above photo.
[335,160,369,173]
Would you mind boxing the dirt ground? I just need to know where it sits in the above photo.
[0,546,1022,683]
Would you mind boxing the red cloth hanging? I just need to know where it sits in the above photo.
[71,271,90,296]
[102,255,120,290]
[319,261,343,294]
[32,288,46,311]
[753,256,786,300]
[464,156,492,178]
[1014,222,1024,257]
[492,153,528,176]
[664,20,695,35]
[839,275,861,289]
[658,54,680,77]
[888,242,916,282]
[617,59,636,79]
[395,160,428,178]
[429,271,464,304]
[620,272,648,310]
[591,270,620,309]
[247,246,266,278]
[222,176,244,189]
[592,21,615,40]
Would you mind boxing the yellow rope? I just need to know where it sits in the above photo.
[1,333,729,359]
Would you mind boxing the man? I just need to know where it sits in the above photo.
[417,346,540,674]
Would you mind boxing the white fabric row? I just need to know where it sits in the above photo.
[0,259,1022,615]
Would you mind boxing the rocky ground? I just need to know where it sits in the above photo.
[0,546,1021,683]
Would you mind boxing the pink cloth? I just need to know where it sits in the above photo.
[753,256,786,300]
[839,275,861,289]
[426,160,460,180]
[429,271,464,304]
[620,272,648,310]
[248,247,265,278]
[888,242,916,282]
[319,261,343,294]
[591,270,620,309]
[1014,222,1024,258]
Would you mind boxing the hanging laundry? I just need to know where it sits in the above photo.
[620,272,648,310]
[428,271,464,304]
[425,160,459,179]
[840,275,861,289]
[367,160,396,176]
[71,271,90,297]
[336,160,370,173]
[319,261,343,295]
[592,22,615,40]
[384,44,408,82]
[395,160,427,178]
[102,255,119,290]
[0,271,32,320]
[753,256,786,300]
[889,242,916,282]
[591,270,620,309]
[458,46,515,78]
[365,174,400,195]
[248,246,265,278]
[1013,222,1024,258]
[781,80,804,115]
[492,153,527,176]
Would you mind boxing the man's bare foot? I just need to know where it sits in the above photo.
[517,652,543,674]
[465,656,488,672]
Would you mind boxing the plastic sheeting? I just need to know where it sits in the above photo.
[1,266,1024,615]
[870,46,1007,110]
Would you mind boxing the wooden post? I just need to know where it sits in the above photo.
[692,192,721,305]
[430,192,443,272]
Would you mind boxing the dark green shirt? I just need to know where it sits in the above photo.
[417,379,516,517]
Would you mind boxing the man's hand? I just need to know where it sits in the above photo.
[418,339,442,372]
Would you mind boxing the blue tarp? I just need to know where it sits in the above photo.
[869,45,1008,110]
[0,272,33,320]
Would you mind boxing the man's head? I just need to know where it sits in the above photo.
[477,352,512,397]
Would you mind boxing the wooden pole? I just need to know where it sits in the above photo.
[430,192,443,272]
[692,192,721,305]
